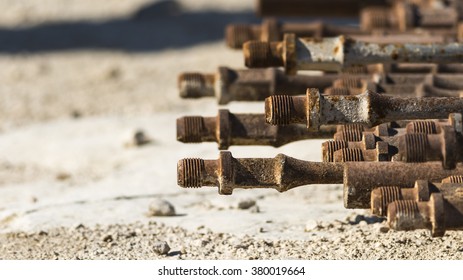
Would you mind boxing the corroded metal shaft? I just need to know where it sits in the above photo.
[177,151,463,209]
[179,68,463,103]
[226,19,366,49]
[178,67,338,104]
[227,18,452,49]
[361,4,459,32]
[177,151,344,195]
[244,34,463,74]
[265,88,463,130]
[176,109,337,149]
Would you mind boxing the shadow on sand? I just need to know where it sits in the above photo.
[0,0,258,53]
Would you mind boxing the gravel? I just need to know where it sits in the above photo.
[147,199,176,217]
[1,221,463,260]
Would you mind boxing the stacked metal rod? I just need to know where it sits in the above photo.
[176,0,463,236]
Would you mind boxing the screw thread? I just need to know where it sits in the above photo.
[323,140,348,162]
[377,186,402,216]
[338,129,363,142]
[225,24,256,49]
[178,73,214,98]
[179,158,205,188]
[337,148,364,162]
[388,200,420,230]
[361,7,389,30]
[182,116,204,143]
[404,134,428,162]
[326,87,351,96]
[342,65,368,74]
[243,41,281,68]
[442,175,463,183]
[406,121,437,134]
[267,95,293,125]
[341,76,362,89]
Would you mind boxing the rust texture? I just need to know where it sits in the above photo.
[226,18,457,49]
[178,67,338,104]
[387,194,447,237]
[323,115,463,169]
[265,88,463,130]
[177,151,344,195]
[177,109,337,149]
[361,3,458,32]
[179,68,463,103]
[226,19,366,49]
[177,152,463,210]
[243,34,463,74]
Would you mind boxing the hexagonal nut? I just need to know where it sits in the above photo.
[375,123,389,137]
[362,132,376,149]
[449,113,463,134]
[413,180,430,201]
[375,141,389,161]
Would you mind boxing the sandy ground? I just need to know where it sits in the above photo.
[0,0,462,260]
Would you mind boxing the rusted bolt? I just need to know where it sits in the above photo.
[177,152,463,209]
[226,19,366,49]
[180,69,463,103]
[244,34,463,74]
[386,182,463,238]
[265,88,463,130]
[176,109,337,149]
[387,193,447,237]
[178,67,338,104]
[326,125,461,169]
[371,180,432,216]
[343,161,463,209]
[361,4,458,32]
[177,151,344,195]
[333,142,390,162]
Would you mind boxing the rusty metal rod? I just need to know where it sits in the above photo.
[265,88,463,130]
[227,18,453,49]
[226,19,367,49]
[178,67,338,104]
[244,34,463,74]
[177,151,463,209]
[361,4,459,32]
[176,109,337,149]
[179,68,463,102]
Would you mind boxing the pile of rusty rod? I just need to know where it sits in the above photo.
[175,0,463,237]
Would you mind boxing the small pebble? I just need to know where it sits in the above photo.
[125,129,152,147]
[237,199,256,210]
[249,205,260,213]
[305,220,319,232]
[379,226,390,233]
[153,241,170,255]
[102,235,113,242]
[148,199,176,217]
